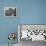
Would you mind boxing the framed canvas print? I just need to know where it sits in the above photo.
[18,24,46,41]
[4,7,16,17]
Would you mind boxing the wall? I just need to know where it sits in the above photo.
[20,0,46,24]
[0,0,19,44]
[0,0,46,44]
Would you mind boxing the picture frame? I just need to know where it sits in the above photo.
[4,7,17,17]
[18,24,46,42]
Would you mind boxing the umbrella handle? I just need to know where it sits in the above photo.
[8,42,9,46]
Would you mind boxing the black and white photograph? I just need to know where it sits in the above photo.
[4,7,16,17]
[18,25,46,46]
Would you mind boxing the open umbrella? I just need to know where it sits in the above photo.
[8,32,16,46]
